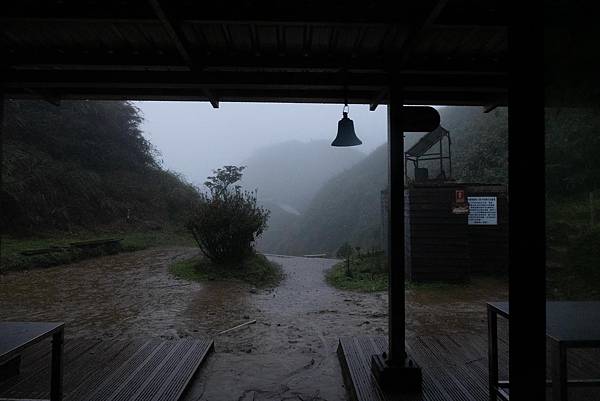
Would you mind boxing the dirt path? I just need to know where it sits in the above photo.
[0,247,507,400]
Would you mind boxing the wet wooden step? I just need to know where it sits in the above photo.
[337,334,504,401]
[338,335,600,401]
[0,338,213,401]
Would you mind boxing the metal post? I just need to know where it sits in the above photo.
[370,82,421,393]
[448,134,452,178]
[50,328,64,401]
[487,306,498,401]
[387,83,406,364]
[551,339,567,401]
[439,135,443,178]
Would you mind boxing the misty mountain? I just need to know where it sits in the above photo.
[240,140,365,253]
[241,140,364,213]
[257,107,508,256]
[277,143,389,255]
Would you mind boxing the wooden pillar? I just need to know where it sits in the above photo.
[387,83,406,363]
[507,0,545,398]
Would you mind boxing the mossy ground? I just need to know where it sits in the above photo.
[325,253,388,292]
[1,228,194,273]
[326,253,508,295]
[170,253,283,288]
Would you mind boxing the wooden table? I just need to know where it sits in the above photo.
[0,322,64,401]
[487,302,600,401]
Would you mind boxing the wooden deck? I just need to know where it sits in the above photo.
[338,334,600,401]
[0,337,213,401]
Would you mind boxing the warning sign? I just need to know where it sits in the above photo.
[467,196,497,225]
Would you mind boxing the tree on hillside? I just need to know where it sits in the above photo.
[186,166,270,264]
[441,107,508,184]
[546,107,600,197]
[1,100,199,232]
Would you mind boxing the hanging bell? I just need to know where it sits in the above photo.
[331,108,362,147]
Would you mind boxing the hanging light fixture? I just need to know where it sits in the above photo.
[331,85,362,147]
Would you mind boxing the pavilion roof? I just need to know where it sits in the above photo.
[1,0,508,107]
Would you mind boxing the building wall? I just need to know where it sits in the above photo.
[380,183,508,281]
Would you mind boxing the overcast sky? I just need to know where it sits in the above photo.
[136,101,388,186]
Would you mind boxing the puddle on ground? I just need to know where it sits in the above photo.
[0,247,507,401]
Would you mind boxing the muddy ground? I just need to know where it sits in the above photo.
[0,247,507,401]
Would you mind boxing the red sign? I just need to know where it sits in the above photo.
[455,190,465,203]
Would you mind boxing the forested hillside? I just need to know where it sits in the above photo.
[241,140,363,213]
[240,140,363,252]
[258,106,508,255]
[270,144,387,255]
[546,107,600,197]
[545,106,600,299]
[440,107,508,184]
[1,100,199,235]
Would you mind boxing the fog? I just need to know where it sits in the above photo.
[136,101,387,186]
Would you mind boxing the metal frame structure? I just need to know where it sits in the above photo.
[404,126,452,182]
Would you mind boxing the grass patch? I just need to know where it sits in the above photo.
[118,229,195,251]
[0,228,194,273]
[325,253,388,292]
[325,253,508,295]
[170,253,283,288]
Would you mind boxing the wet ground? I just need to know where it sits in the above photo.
[0,247,507,401]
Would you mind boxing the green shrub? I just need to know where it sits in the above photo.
[326,251,388,292]
[186,166,269,264]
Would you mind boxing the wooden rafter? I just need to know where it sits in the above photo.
[146,0,219,108]
[396,0,450,66]
[147,0,192,65]
[3,70,507,92]
[369,88,389,111]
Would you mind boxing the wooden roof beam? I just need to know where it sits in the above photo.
[203,88,219,109]
[23,88,61,106]
[483,103,499,113]
[146,0,217,109]
[4,87,505,107]
[7,53,508,75]
[2,70,507,92]
[397,0,449,66]
[369,88,389,111]
[147,0,192,66]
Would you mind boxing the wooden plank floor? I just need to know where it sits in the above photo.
[338,334,600,401]
[0,338,213,401]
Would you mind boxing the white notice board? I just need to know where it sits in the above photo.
[467,196,497,225]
